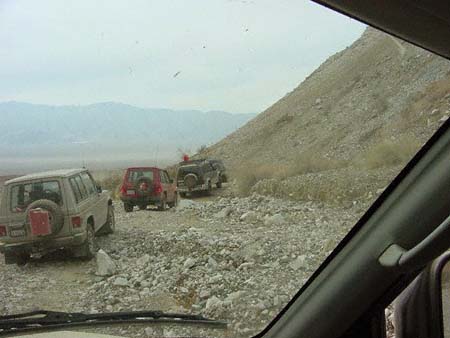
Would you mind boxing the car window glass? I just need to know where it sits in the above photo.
[80,172,96,195]
[10,181,62,212]
[74,175,88,200]
[128,170,154,182]
[69,177,82,203]
[160,171,168,183]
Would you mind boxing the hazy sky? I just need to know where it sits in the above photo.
[0,0,365,114]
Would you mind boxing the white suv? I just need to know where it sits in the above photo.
[0,168,114,265]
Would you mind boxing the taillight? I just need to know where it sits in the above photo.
[120,185,126,195]
[71,216,82,228]
[0,225,6,237]
[154,182,163,194]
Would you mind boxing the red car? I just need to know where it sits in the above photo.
[119,167,178,212]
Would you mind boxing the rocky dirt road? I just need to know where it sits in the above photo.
[0,193,362,337]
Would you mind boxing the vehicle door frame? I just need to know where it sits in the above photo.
[81,171,108,230]
[163,170,176,201]
[68,174,97,232]
[158,169,171,202]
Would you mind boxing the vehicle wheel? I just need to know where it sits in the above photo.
[138,204,147,210]
[98,205,115,235]
[158,198,167,211]
[78,225,97,260]
[15,253,29,266]
[206,182,212,195]
[216,181,222,188]
[4,252,28,265]
[124,203,133,212]
[184,174,198,189]
[168,193,178,208]
[4,252,15,265]
[135,177,153,197]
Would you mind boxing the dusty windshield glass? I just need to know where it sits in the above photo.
[1,1,450,337]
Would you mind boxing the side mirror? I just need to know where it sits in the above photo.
[394,251,450,338]
[96,185,102,193]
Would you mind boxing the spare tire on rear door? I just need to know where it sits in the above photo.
[135,177,153,196]
[26,199,64,235]
[184,173,198,189]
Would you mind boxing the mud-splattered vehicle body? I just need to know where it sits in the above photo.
[0,169,114,265]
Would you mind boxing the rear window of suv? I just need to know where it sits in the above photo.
[127,169,154,182]
[10,180,62,213]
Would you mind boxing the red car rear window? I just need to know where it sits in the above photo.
[127,169,154,182]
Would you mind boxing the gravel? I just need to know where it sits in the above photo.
[0,194,362,337]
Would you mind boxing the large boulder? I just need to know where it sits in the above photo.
[240,211,259,223]
[183,258,197,269]
[290,255,307,271]
[264,213,286,226]
[96,249,118,277]
[137,254,151,267]
[177,199,197,211]
[205,296,225,317]
[113,276,129,287]
[214,207,232,219]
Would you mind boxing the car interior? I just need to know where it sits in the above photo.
[260,1,450,337]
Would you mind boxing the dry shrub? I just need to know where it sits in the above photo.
[98,173,124,199]
[233,152,346,196]
[399,75,450,128]
[234,164,288,196]
[372,92,389,113]
[251,167,391,205]
[196,144,207,154]
[287,150,348,177]
[358,136,421,169]
[165,165,178,180]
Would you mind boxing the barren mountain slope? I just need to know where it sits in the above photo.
[202,28,450,171]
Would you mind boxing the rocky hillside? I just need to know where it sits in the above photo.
[201,27,450,202]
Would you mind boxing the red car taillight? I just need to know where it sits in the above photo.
[71,216,82,228]
[120,185,127,195]
[0,225,6,237]
[154,182,163,194]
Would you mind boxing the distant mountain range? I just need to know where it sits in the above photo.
[0,101,255,173]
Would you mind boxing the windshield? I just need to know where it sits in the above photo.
[0,1,449,337]
[127,169,155,183]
